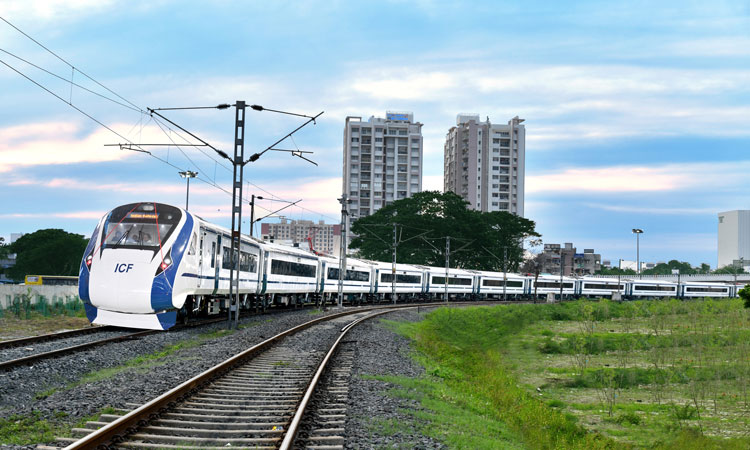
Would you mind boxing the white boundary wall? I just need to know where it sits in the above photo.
[0,285,80,309]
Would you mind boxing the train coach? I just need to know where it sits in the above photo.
[80,202,742,330]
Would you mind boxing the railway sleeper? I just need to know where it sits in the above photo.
[122,433,280,445]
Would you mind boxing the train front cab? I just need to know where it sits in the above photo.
[79,202,191,330]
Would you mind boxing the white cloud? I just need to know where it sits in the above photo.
[0,0,116,21]
[584,203,721,215]
[527,161,750,194]
[0,120,190,172]
[351,72,457,100]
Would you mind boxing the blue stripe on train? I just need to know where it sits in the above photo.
[151,213,194,311]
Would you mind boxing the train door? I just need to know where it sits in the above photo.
[198,227,205,281]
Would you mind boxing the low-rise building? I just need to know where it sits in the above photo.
[261,219,340,255]
[539,242,601,275]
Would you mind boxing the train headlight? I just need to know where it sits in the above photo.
[155,249,173,276]
[85,253,93,269]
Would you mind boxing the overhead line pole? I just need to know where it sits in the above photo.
[393,223,398,304]
[337,195,350,309]
[445,237,450,303]
[229,101,246,330]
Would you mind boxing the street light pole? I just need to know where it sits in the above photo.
[632,228,644,278]
[248,195,264,237]
[178,170,197,211]
[337,195,350,309]
[559,248,564,301]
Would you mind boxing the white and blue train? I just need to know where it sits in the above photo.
[79,202,742,330]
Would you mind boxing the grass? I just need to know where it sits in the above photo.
[374,300,750,449]
[0,406,119,445]
[0,411,65,445]
[74,327,235,386]
[0,314,91,340]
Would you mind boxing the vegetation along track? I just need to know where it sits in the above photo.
[50,302,461,449]
[0,318,227,371]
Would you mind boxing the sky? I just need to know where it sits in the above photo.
[1,0,749,268]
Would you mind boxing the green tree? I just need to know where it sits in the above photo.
[713,265,746,275]
[641,260,698,275]
[6,229,88,280]
[739,285,750,309]
[596,266,637,275]
[0,237,9,260]
[350,191,539,271]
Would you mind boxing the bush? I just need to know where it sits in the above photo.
[739,285,750,309]
[539,337,564,354]
[615,412,641,426]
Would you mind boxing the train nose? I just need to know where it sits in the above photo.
[89,251,159,314]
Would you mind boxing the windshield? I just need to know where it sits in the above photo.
[102,203,181,250]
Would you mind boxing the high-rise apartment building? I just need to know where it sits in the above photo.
[261,219,340,255]
[717,210,750,268]
[444,115,525,215]
[343,112,423,219]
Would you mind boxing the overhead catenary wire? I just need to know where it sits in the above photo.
[0,47,142,112]
[0,15,142,112]
[0,17,335,222]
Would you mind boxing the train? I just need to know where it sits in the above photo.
[78,202,742,330]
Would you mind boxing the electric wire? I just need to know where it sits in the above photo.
[0,18,333,222]
[0,47,142,112]
[0,15,142,112]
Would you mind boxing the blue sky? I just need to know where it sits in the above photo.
[1,0,749,267]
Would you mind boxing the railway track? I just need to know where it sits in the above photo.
[0,325,117,351]
[48,303,450,449]
[0,317,228,371]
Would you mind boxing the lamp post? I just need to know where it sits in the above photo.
[632,228,643,277]
[248,195,264,237]
[337,195,352,309]
[178,170,197,211]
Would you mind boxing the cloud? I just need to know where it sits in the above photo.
[527,161,750,194]
[0,120,183,172]
[0,210,105,220]
[584,203,720,215]
[351,72,457,100]
[422,175,443,192]
[0,0,117,21]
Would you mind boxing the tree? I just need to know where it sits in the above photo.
[6,229,88,280]
[739,285,750,309]
[0,237,9,259]
[641,260,698,275]
[597,267,637,276]
[713,265,746,275]
[349,191,540,271]
[520,252,544,301]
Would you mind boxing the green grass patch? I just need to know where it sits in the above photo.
[0,411,66,445]
[74,326,238,386]
[384,302,750,449]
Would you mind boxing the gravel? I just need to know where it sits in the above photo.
[0,329,143,364]
[343,307,447,449]
[0,307,349,442]
[0,305,446,449]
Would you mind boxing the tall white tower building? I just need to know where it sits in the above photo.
[444,114,525,215]
[717,210,750,268]
[343,112,423,219]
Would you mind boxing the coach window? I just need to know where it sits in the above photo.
[271,259,316,278]
[240,252,257,272]
[210,242,216,268]
[222,247,237,270]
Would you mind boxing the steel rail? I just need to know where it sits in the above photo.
[279,308,404,449]
[0,316,228,371]
[62,302,448,449]
[0,325,116,351]
[0,330,156,371]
